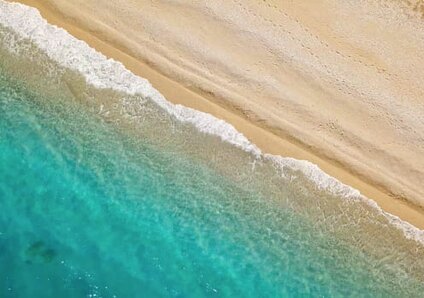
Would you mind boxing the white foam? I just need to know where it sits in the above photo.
[265,154,362,198]
[0,0,422,244]
[0,1,258,154]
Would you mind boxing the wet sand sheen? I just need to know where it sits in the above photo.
[6,0,424,229]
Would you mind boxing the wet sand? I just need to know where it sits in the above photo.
[7,0,424,228]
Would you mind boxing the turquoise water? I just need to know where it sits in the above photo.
[1,26,424,298]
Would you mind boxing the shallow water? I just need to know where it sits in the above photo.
[0,6,424,298]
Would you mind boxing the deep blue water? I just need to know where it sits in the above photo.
[0,30,424,298]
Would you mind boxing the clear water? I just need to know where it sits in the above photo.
[0,26,424,298]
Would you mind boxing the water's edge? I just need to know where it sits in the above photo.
[0,0,422,244]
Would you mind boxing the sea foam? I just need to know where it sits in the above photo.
[0,0,422,244]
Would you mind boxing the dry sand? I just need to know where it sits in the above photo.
[7,0,424,228]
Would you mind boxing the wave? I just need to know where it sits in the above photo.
[0,0,423,244]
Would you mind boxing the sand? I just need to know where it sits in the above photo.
[7,0,424,228]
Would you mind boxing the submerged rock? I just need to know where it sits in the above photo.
[25,240,56,264]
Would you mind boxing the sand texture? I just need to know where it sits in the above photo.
[7,0,424,227]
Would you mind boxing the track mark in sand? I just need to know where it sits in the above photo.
[229,0,394,84]
[257,0,394,80]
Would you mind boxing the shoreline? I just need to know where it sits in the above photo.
[8,0,424,229]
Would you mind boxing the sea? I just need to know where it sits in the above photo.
[0,2,423,297]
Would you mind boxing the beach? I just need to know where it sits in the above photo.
[1,1,424,296]
[9,0,424,228]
